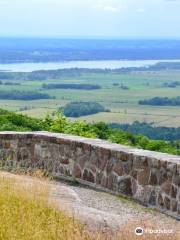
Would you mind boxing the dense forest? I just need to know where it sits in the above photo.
[0,108,179,155]
[139,97,180,106]
[110,122,180,141]
[42,83,101,90]
[0,91,53,100]
[63,102,109,117]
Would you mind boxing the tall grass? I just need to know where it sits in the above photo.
[0,175,179,240]
[0,177,92,240]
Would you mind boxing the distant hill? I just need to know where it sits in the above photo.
[0,38,180,63]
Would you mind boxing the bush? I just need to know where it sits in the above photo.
[0,108,179,155]
[42,83,101,90]
[0,91,53,100]
[139,96,180,106]
[64,102,109,117]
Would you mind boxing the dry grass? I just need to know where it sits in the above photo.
[0,175,179,240]
[0,176,92,240]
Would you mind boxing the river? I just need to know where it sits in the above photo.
[0,59,180,72]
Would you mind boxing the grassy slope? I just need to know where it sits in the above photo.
[0,173,179,240]
[0,177,92,240]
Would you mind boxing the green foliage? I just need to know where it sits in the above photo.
[0,110,42,131]
[42,83,101,90]
[92,122,111,139]
[6,114,42,131]
[0,108,179,155]
[0,91,53,100]
[49,111,97,138]
[64,120,97,138]
[40,114,54,131]
[50,112,69,133]
[134,135,150,149]
[110,122,180,141]
[64,102,109,118]
[109,130,132,145]
[139,96,180,106]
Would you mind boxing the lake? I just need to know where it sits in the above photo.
[0,59,180,72]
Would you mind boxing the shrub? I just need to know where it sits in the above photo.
[64,102,109,117]
[0,108,179,155]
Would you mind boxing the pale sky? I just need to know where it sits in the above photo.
[0,0,180,38]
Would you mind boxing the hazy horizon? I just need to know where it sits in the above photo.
[1,36,180,40]
[0,0,180,39]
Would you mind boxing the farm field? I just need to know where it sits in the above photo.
[0,69,180,127]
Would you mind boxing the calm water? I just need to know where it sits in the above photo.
[0,59,180,72]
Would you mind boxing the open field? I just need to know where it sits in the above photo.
[0,69,180,127]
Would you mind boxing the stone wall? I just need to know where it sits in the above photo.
[0,132,179,219]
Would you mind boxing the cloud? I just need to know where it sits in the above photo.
[164,0,179,1]
[94,4,121,13]
[137,8,145,13]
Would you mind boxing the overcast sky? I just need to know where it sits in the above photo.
[0,0,180,38]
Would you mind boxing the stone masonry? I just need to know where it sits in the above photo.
[0,131,179,219]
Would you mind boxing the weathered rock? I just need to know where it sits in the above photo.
[170,185,177,199]
[131,169,138,179]
[113,161,123,176]
[83,169,95,183]
[137,167,150,185]
[171,200,177,212]
[101,175,107,188]
[97,148,110,171]
[117,152,128,162]
[131,178,138,195]
[177,203,180,215]
[149,169,158,185]
[161,181,172,195]
[167,163,177,174]
[106,160,114,175]
[4,142,11,149]
[159,168,167,185]
[88,171,95,183]
[73,164,82,179]
[60,158,69,165]
[123,160,132,175]
[158,193,164,207]
[118,177,132,196]
[0,132,179,219]
[164,196,170,210]
[96,171,103,185]
[82,169,88,181]
[107,174,118,190]
[107,174,114,189]
[172,174,180,187]
[149,190,157,206]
